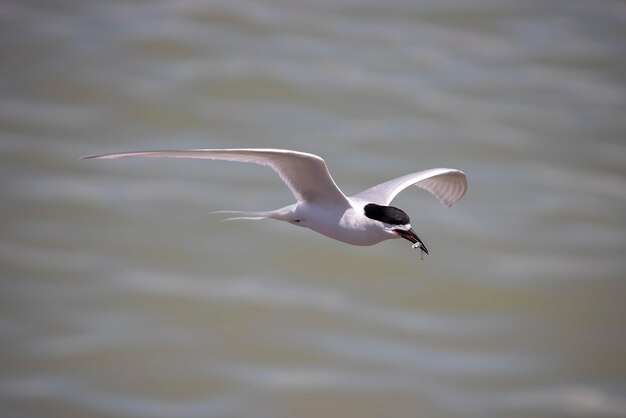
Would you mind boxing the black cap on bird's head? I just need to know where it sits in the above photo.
[364,203,429,255]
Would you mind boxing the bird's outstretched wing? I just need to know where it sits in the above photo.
[353,168,467,207]
[82,149,349,205]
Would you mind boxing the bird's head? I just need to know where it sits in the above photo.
[363,203,429,255]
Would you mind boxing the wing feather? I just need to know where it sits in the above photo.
[82,149,348,205]
[353,168,467,207]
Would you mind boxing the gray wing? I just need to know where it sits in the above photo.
[353,168,467,207]
[82,148,349,205]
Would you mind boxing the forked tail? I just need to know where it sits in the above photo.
[210,204,296,221]
[210,210,286,221]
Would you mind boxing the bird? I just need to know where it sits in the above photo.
[82,148,467,258]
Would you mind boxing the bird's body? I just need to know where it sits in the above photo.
[83,148,467,256]
[262,199,388,246]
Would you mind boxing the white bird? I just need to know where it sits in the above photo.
[82,148,467,257]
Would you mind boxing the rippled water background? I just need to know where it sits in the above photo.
[2,1,626,417]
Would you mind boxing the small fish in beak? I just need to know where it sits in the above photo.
[393,226,429,260]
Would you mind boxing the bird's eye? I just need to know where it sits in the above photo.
[292,219,301,223]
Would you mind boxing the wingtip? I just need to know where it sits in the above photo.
[80,153,127,160]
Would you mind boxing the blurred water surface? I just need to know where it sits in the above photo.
[1,1,626,417]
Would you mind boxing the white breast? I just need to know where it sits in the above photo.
[299,200,392,246]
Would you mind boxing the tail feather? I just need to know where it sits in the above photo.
[209,210,274,221]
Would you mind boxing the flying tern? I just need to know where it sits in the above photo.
[82,148,467,258]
